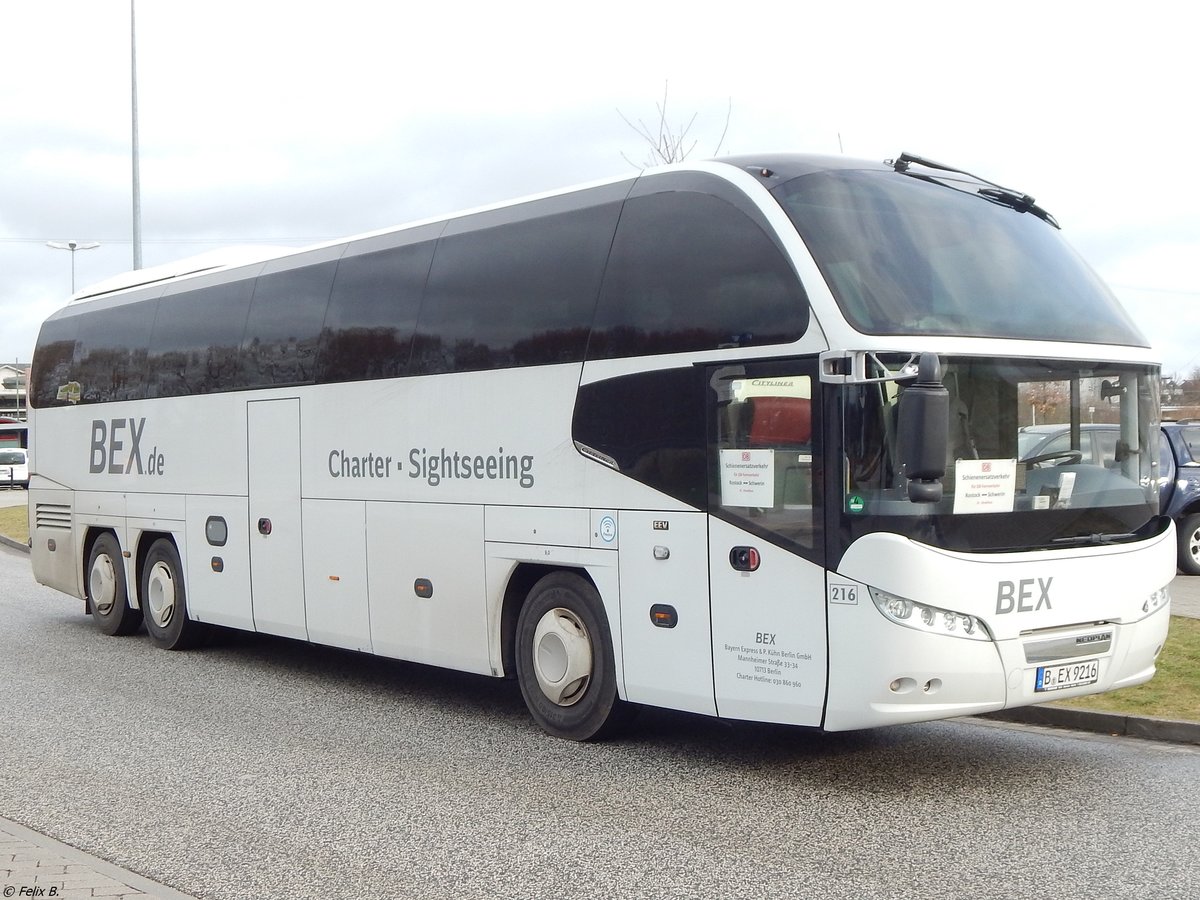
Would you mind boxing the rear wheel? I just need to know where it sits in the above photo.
[1178,514,1200,576]
[87,533,142,636]
[515,572,627,741]
[142,539,208,650]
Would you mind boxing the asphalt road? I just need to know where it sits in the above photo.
[2,543,1199,900]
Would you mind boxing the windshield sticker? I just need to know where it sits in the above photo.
[953,458,1016,514]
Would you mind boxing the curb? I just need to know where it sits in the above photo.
[981,706,1200,745]
[0,814,200,900]
[0,533,28,553]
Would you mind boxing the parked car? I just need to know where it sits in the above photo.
[0,447,27,489]
[1017,423,1123,467]
[1017,422,1200,574]
[1160,422,1200,575]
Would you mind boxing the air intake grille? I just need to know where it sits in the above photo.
[34,503,71,531]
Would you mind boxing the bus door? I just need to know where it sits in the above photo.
[707,365,828,727]
[247,398,308,640]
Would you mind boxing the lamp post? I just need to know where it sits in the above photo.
[46,240,101,294]
[131,0,143,270]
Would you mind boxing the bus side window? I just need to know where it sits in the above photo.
[412,198,622,376]
[587,186,809,360]
[241,256,340,389]
[146,279,256,397]
[316,239,436,384]
[57,300,154,404]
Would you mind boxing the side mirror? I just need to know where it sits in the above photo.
[897,352,949,503]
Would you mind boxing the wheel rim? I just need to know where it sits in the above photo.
[1189,524,1200,565]
[531,607,593,706]
[145,560,176,628]
[89,554,117,616]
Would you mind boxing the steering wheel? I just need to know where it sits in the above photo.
[1024,450,1083,468]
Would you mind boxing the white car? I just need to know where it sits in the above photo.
[0,447,28,489]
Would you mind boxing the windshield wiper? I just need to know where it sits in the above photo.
[889,152,1060,228]
[1051,532,1138,546]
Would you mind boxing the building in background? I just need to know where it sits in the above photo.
[0,364,29,421]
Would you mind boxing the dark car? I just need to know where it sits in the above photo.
[1159,422,1200,575]
[1017,423,1123,468]
[1017,422,1200,574]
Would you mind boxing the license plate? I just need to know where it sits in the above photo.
[1035,659,1099,692]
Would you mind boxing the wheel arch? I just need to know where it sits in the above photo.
[133,528,183,609]
[81,525,124,605]
[499,563,601,680]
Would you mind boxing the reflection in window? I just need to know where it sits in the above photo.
[29,315,80,408]
[773,169,1145,346]
[66,301,156,404]
[317,242,435,383]
[146,281,255,397]
[412,202,620,375]
[588,191,807,360]
[711,368,817,551]
[242,261,337,388]
[572,366,708,509]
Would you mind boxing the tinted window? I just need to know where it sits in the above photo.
[242,259,338,388]
[146,279,255,397]
[588,191,808,360]
[72,299,157,404]
[317,240,436,383]
[412,200,622,375]
[30,314,81,408]
[772,169,1147,345]
[572,366,708,509]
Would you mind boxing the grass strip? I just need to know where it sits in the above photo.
[1050,615,1200,723]
[0,501,28,545]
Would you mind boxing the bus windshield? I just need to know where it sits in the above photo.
[770,168,1148,348]
[839,356,1161,554]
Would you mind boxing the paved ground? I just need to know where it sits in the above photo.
[1,816,197,900]
[1,486,1196,897]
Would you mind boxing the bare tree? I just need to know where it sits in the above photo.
[618,82,731,168]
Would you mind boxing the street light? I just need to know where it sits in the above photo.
[46,240,100,294]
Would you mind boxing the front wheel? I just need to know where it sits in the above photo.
[515,572,628,741]
[141,539,208,650]
[87,533,142,636]
[1178,514,1200,576]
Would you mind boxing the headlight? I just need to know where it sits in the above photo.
[870,587,992,641]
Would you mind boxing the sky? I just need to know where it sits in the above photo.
[2,0,1197,377]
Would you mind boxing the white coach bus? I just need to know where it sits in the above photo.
[28,153,1175,739]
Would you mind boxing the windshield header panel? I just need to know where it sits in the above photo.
[766,162,1147,348]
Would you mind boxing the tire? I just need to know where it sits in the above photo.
[1178,514,1200,576]
[141,538,207,650]
[515,572,628,741]
[86,533,143,636]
